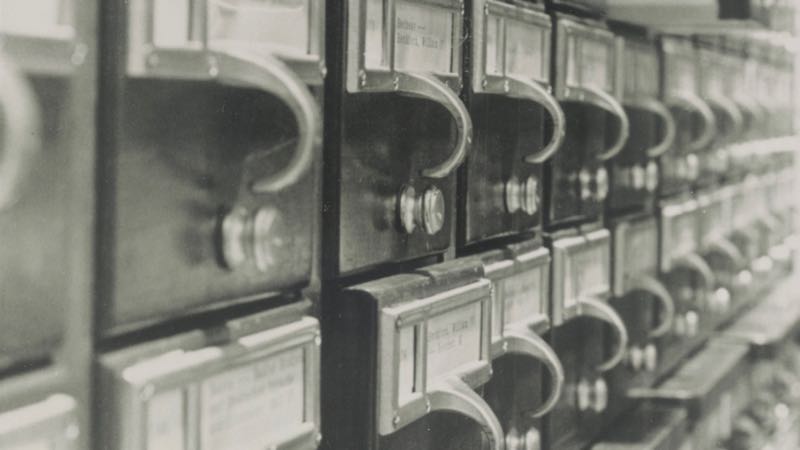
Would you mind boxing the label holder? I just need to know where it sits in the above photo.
[482,246,564,418]
[0,0,78,74]
[620,38,677,158]
[376,279,494,436]
[554,17,629,161]
[347,0,463,93]
[0,394,78,449]
[551,229,628,372]
[470,1,565,163]
[108,317,321,450]
[127,0,326,84]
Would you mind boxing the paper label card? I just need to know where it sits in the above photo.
[200,347,305,450]
[207,0,311,56]
[394,1,454,74]
[498,268,544,327]
[506,21,546,81]
[147,389,186,450]
[426,302,482,382]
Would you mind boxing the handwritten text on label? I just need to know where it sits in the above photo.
[200,348,305,450]
[394,1,454,74]
[426,303,482,382]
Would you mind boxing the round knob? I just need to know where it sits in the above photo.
[643,344,658,372]
[592,378,608,413]
[595,167,608,201]
[220,206,280,273]
[685,311,699,337]
[735,269,753,288]
[579,169,592,201]
[505,177,521,214]
[631,165,646,190]
[711,288,731,313]
[628,346,644,371]
[645,161,659,192]
[506,427,541,450]
[520,175,539,215]
[675,158,688,182]
[398,185,445,235]
[686,154,699,181]
[673,313,687,336]
[752,256,774,274]
[523,428,541,450]
[576,378,592,412]
[505,175,539,216]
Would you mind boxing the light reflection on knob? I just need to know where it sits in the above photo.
[631,165,645,190]
[398,185,445,235]
[628,346,643,371]
[577,379,592,412]
[686,154,699,181]
[505,176,539,216]
[645,161,658,192]
[685,311,699,337]
[592,378,608,413]
[643,344,658,372]
[505,427,541,450]
[579,169,592,201]
[595,167,608,201]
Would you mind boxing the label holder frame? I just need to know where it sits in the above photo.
[107,316,321,450]
[376,279,493,436]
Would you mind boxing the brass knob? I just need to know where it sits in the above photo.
[220,206,279,272]
[643,344,658,372]
[577,378,592,412]
[595,167,609,201]
[686,154,699,181]
[631,165,645,190]
[628,346,644,371]
[506,427,541,450]
[398,185,446,235]
[579,169,592,201]
[645,161,659,192]
[685,311,699,337]
[592,378,608,413]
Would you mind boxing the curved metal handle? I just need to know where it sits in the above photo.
[624,97,677,158]
[428,376,505,450]
[706,237,747,270]
[667,92,716,152]
[707,95,745,143]
[397,72,472,179]
[577,297,629,372]
[503,327,565,418]
[579,86,630,161]
[0,54,41,210]
[215,49,320,193]
[627,274,676,339]
[674,252,716,293]
[505,76,566,164]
